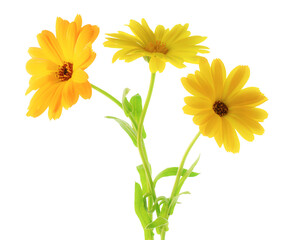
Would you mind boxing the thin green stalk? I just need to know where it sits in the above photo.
[160,229,166,240]
[160,131,201,240]
[91,83,123,109]
[169,131,201,201]
[91,81,158,237]
[137,73,157,209]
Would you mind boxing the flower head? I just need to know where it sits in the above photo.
[104,19,208,73]
[182,57,268,153]
[26,15,99,119]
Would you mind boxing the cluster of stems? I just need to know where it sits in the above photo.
[91,72,200,240]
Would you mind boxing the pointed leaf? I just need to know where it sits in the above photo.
[134,182,152,228]
[145,217,168,230]
[168,156,200,216]
[137,165,149,195]
[106,116,137,146]
[154,167,199,186]
[122,88,132,116]
[130,94,146,138]
[177,155,200,192]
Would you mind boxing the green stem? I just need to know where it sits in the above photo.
[137,73,157,210]
[160,229,166,240]
[91,83,123,109]
[160,131,201,240]
[169,131,201,200]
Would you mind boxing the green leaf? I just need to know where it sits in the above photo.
[154,167,200,186]
[143,56,150,62]
[105,116,137,146]
[167,192,190,216]
[145,217,168,230]
[177,155,200,192]
[136,165,149,195]
[179,191,191,195]
[130,94,142,122]
[122,88,132,116]
[168,156,200,216]
[134,182,152,229]
[130,94,146,138]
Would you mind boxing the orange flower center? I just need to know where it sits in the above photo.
[213,101,228,117]
[144,40,168,54]
[56,62,73,81]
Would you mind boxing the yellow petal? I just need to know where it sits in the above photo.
[62,81,79,109]
[222,118,240,153]
[75,81,92,99]
[27,83,58,118]
[26,58,57,75]
[154,25,165,41]
[230,107,268,122]
[165,55,186,69]
[26,73,57,95]
[198,57,214,87]
[182,105,202,115]
[37,30,64,65]
[65,22,77,61]
[201,114,220,138]
[194,70,215,101]
[74,15,82,32]
[181,74,208,97]
[48,84,64,120]
[184,96,211,109]
[74,25,99,57]
[28,47,46,58]
[74,46,94,70]
[227,87,267,107]
[79,51,96,70]
[56,17,69,57]
[141,19,155,42]
[211,58,225,100]
[174,35,207,46]
[149,56,165,73]
[192,110,214,126]
[225,115,254,142]
[237,115,265,135]
[165,24,189,45]
[72,69,88,83]
[128,20,150,44]
[214,119,223,147]
[223,65,250,100]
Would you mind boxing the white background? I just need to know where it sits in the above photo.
[0,0,299,239]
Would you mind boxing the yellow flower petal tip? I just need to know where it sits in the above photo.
[25,15,99,120]
[182,58,268,153]
[104,19,208,73]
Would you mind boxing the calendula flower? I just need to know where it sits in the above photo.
[182,57,268,153]
[104,19,208,73]
[26,15,99,119]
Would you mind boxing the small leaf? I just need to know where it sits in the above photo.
[106,116,137,146]
[145,217,168,230]
[122,88,132,116]
[130,94,142,122]
[154,167,199,186]
[168,156,200,215]
[143,56,150,62]
[134,182,152,228]
[130,94,146,138]
[179,191,191,195]
[168,195,180,214]
[177,155,200,193]
[137,165,149,195]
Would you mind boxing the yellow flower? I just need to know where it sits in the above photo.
[104,19,208,73]
[26,15,99,119]
[182,57,268,153]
